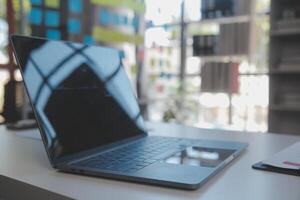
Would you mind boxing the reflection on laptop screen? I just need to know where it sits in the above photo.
[12,36,146,161]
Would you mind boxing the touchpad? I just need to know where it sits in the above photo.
[164,146,235,168]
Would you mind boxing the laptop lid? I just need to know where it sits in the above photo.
[11,35,147,164]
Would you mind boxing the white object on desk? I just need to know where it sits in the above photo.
[263,141,300,170]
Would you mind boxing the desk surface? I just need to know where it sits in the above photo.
[1,122,300,200]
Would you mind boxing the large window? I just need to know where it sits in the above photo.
[144,0,270,132]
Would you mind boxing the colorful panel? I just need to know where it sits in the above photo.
[30,0,42,5]
[92,26,143,44]
[91,0,145,14]
[99,9,137,28]
[46,29,61,39]
[99,9,110,25]
[83,35,95,45]
[132,16,139,29]
[68,18,81,34]
[68,0,82,13]
[45,10,60,27]
[45,0,60,8]
[29,8,42,25]
[112,13,121,25]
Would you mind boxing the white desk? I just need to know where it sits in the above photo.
[1,122,300,200]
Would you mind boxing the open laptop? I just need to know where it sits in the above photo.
[11,35,247,190]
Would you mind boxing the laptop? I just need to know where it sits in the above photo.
[11,35,247,190]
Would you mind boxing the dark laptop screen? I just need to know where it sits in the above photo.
[11,36,146,162]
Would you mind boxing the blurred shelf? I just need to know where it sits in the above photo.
[148,72,200,77]
[186,15,251,25]
[145,22,181,29]
[148,72,179,77]
[256,10,270,17]
[269,104,300,112]
[146,41,180,48]
[146,12,269,30]
[271,28,300,36]
[146,10,270,29]
[139,97,177,105]
[146,15,251,29]
[185,73,201,77]
[200,89,237,93]
[239,72,269,76]
[148,72,268,78]
[194,55,248,62]
[269,69,300,75]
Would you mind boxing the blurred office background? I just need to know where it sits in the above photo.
[0,0,299,135]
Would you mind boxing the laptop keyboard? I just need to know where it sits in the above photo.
[74,137,187,173]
